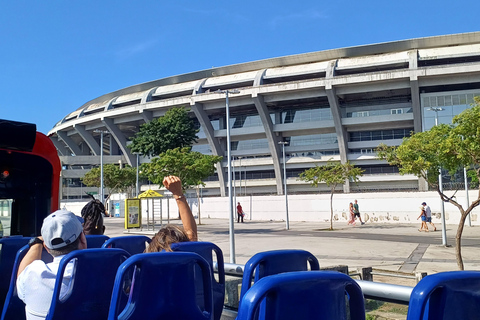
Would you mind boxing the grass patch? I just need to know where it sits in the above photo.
[365,299,408,316]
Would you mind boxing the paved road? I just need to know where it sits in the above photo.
[103,217,480,284]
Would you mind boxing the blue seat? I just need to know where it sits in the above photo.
[46,248,130,320]
[86,234,110,248]
[102,235,151,255]
[240,249,320,304]
[0,237,30,311]
[108,252,213,320]
[1,244,53,320]
[237,271,365,320]
[171,241,225,320]
[407,270,480,320]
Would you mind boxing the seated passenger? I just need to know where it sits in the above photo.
[17,210,87,320]
[145,175,197,252]
[81,195,106,235]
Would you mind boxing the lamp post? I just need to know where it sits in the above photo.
[133,152,141,197]
[94,129,109,205]
[278,141,290,230]
[238,156,242,196]
[215,89,240,263]
[427,107,447,246]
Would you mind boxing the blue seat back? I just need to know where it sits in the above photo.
[1,244,53,320]
[240,249,319,302]
[237,271,365,320]
[171,241,225,320]
[0,237,30,311]
[85,235,110,248]
[46,248,130,320]
[102,236,151,255]
[407,270,480,320]
[108,252,213,320]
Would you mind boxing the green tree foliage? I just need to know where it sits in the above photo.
[140,147,223,192]
[82,164,137,198]
[128,107,199,157]
[377,97,480,270]
[299,161,364,230]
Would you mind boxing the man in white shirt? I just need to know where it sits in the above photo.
[17,209,87,320]
[422,202,437,231]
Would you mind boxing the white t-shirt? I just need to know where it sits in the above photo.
[424,205,432,218]
[17,255,74,320]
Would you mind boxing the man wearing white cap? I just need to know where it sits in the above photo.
[16,209,87,320]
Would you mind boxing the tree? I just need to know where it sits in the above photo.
[299,161,364,230]
[128,106,199,157]
[140,147,223,193]
[377,97,480,270]
[82,164,137,201]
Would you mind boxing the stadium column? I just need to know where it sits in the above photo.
[139,87,156,123]
[74,124,101,156]
[50,137,70,156]
[325,60,350,193]
[252,69,284,195]
[56,131,85,156]
[409,49,428,191]
[101,117,136,166]
[191,79,227,197]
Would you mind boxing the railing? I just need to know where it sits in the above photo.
[216,262,413,305]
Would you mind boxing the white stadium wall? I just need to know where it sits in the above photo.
[62,190,480,226]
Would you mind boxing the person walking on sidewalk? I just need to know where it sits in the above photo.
[353,199,365,225]
[237,202,245,223]
[347,203,356,225]
[417,205,428,232]
[422,202,436,231]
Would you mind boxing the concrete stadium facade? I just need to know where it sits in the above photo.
[49,32,480,200]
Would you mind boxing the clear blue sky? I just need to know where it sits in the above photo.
[1,1,479,134]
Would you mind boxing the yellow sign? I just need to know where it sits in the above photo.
[125,198,141,229]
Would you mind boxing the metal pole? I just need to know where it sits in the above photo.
[100,131,104,204]
[239,157,242,196]
[432,108,447,246]
[279,141,289,230]
[225,90,236,263]
[233,156,236,219]
[135,153,139,197]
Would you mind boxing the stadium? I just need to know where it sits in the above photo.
[49,32,480,202]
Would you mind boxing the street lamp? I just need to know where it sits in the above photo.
[133,152,141,197]
[215,89,240,263]
[427,107,447,246]
[94,129,109,205]
[278,141,290,230]
[238,156,243,196]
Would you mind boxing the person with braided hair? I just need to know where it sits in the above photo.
[81,195,106,235]
[145,175,197,252]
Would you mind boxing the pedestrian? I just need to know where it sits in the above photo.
[17,210,87,319]
[353,199,365,225]
[417,205,428,232]
[422,202,436,231]
[236,202,244,223]
[347,203,356,225]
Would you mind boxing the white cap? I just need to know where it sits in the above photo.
[41,209,84,249]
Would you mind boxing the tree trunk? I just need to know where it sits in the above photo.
[455,212,468,270]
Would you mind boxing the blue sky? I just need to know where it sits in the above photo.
[1,1,479,134]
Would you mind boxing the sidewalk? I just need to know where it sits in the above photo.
[103,217,480,281]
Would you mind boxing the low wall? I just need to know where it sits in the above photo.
[61,190,480,226]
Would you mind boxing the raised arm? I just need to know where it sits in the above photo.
[163,175,198,241]
[17,237,44,278]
